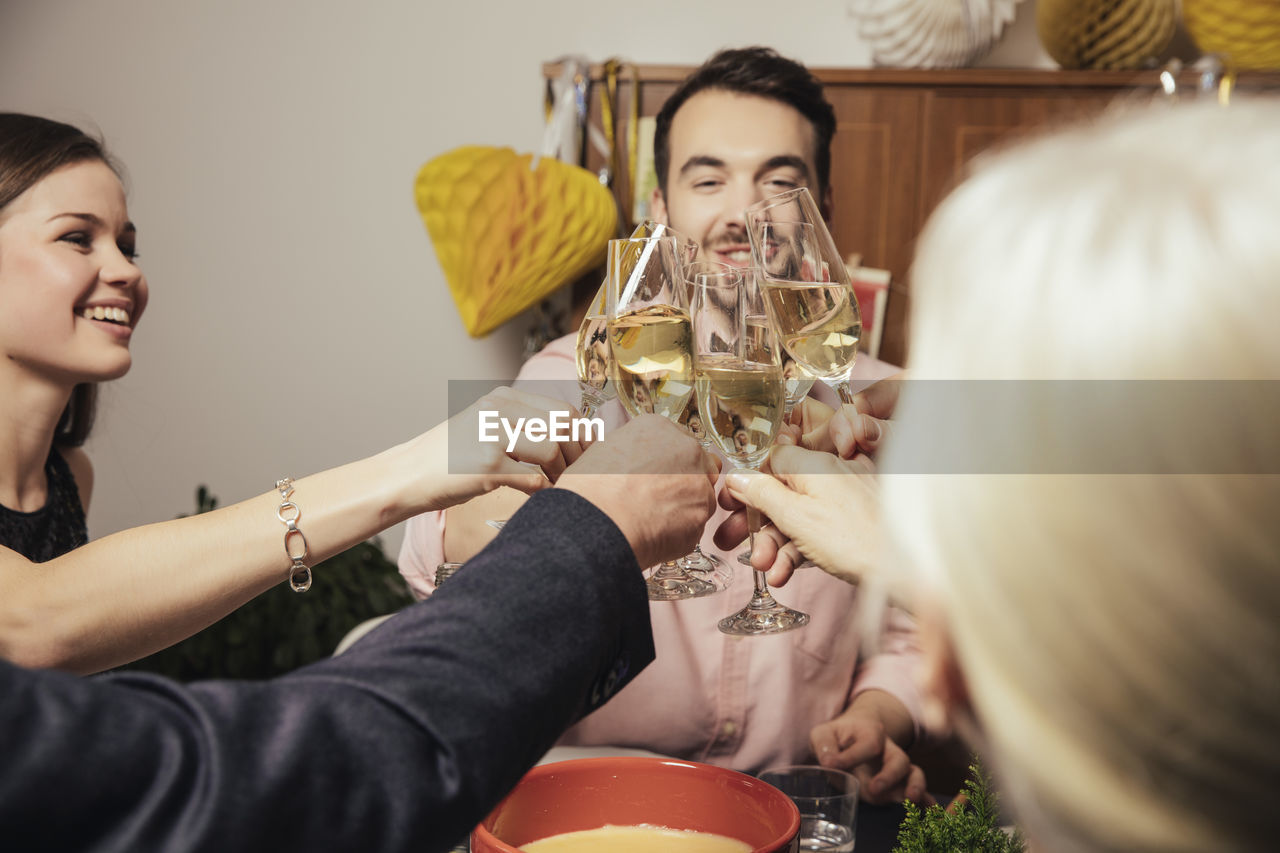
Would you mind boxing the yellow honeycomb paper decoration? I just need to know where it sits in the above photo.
[1184,0,1280,70]
[415,145,618,337]
[1038,0,1179,70]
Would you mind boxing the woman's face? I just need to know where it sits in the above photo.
[0,160,147,387]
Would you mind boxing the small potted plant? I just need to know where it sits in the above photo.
[893,758,1026,853]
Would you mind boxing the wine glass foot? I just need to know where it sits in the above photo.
[646,572,717,600]
[718,603,809,635]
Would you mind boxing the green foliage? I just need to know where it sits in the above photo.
[893,758,1026,853]
[121,486,414,681]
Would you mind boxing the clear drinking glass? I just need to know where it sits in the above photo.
[576,222,697,419]
[607,235,714,600]
[745,187,863,406]
[491,225,696,534]
[758,765,859,852]
[574,281,614,420]
[690,266,809,634]
[742,265,816,420]
[671,261,753,594]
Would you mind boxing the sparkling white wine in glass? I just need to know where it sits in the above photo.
[574,309,614,418]
[744,283,815,417]
[762,282,862,381]
[610,304,694,421]
[695,355,785,469]
[746,188,863,405]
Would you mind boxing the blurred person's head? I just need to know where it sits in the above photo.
[883,99,1280,852]
[0,113,140,447]
[650,47,835,268]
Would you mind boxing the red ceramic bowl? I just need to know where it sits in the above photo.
[472,757,800,852]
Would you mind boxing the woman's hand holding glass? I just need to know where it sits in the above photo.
[713,447,881,590]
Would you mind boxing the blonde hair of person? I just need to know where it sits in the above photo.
[882,98,1280,851]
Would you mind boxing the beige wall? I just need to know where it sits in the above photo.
[0,0,1050,558]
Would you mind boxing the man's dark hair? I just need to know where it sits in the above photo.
[653,47,836,196]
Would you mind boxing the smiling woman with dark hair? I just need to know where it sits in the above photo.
[0,113,601,674]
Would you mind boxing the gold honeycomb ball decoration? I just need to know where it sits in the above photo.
[1184,0,1280,70]
[415,146,617,338]
[1038,0,1179,69]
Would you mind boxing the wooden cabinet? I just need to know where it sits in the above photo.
[547,64,1280,366]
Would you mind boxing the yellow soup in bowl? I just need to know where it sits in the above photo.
[521,824,752,852]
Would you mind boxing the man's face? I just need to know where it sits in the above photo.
[651,89,821,269]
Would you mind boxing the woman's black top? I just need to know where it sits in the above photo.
[0,449,88,562]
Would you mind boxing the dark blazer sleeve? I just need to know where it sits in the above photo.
[0,488,653,853]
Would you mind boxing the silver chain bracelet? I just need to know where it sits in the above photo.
[275,477,312,592]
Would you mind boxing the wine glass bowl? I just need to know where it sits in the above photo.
[577,222,697,420]
[574,283,614,420]
[741,265,818,420]
[746,188,863,405]
[607,237,695,422]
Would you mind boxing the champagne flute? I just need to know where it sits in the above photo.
[574,282,614,420]
[671,261,749,594]
[691,267,809,635]
[491,222,695,534]
[742,266,816,420]
[745,187,863,406]
[607,235,714,600]
[576,222,696,418]
[729,269,811,570]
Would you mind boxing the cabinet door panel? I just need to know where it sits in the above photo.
[920,90,1118,222]
[826,88,923,366]
[826,89,923,276]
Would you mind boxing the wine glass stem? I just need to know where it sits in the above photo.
[752,568,772,601]
[828,377,857,406]
[745,505,778,607]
